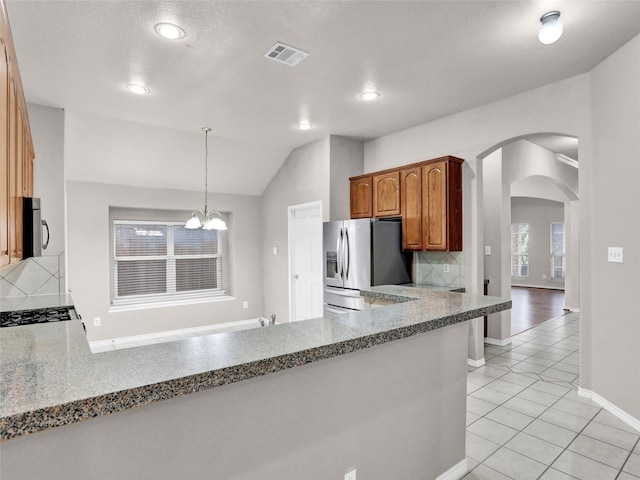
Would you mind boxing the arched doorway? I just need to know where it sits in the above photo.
[480,134,579,344]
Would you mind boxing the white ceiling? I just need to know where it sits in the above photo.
[7,1,640,193]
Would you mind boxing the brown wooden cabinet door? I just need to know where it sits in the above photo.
[0,38,8,266]
[422,161,448,251]
[372,171,400,217]
[350,177,373,218]
[8,77,19,261]
[446,159,463,251]
[400,167,422,250]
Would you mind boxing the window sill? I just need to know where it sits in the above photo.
[109,295,236,313]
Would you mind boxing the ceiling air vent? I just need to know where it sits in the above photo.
[264,42,308,67]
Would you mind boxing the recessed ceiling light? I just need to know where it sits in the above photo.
[154,22,186,40]
[538,11,563,45]
[298,122,312,130]
[126,83,150,95]
[359,90,381,101]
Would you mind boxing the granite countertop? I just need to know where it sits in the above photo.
[0,286,511,441]
[0,293,74,313]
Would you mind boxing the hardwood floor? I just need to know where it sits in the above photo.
[510,286,567,335]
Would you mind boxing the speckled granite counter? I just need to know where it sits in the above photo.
[0,287,510,441]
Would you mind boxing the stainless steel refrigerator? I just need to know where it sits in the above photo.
[23,197,49,258]
[323,218,410,314]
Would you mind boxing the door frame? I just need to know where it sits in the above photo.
[288,200,323,323]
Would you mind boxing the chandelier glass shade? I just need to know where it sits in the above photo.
[185,127,228,231]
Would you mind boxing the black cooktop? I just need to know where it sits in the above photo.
[0,306,75,328]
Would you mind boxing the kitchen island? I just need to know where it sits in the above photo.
[1,286,510,480]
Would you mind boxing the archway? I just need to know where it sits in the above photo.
[479,133,580,346]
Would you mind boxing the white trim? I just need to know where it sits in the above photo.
[467,357,486,368]
[109,294,235,312]
[90,318,263,348]
[564,306,580,312]
[578,388,640,433]
[435,458,467,480]
[484,337,512,346]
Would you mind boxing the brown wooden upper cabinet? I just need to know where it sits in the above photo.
[1,0,35,266]
[372,171,400,217]
[422,158,463,251]
[350,156,463,252]
[349,176,373,219]
[400,166,422,250]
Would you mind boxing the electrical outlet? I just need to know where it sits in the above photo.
[542,274,547,280]
[443,263,450,273]
[608,247,623,263]
[243,301,249,309]
[484,245,491,255]
[344,469,356,480]
[93,317,101,327]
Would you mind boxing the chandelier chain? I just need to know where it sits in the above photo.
[204,128,209,210]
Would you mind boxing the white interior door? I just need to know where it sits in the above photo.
[289,202,323,322]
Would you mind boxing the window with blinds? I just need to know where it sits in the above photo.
[113,221,224,305]
[511,223,529,277]
[551,222,566,280]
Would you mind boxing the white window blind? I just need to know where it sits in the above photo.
[511,223,529,277]
[113,221,223,305]
[551,222,566,280]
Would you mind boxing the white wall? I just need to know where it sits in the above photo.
[260,137,331,323]
[62,112,264,341]
[587,33,640,419]
[27,103,65,256]
[511,197,565,289]
[64,111,289,196]
[67,181,263,341]
[329,136,364,221]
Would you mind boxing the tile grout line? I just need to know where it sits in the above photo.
[465,314,640,479]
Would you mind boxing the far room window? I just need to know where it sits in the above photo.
[511,223,529,277]
[113,221,224,305]
[551,221,566,280]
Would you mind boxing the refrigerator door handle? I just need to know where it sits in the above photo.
[42,220,50,250]
[344,228,350,280]
[337,228,343,279]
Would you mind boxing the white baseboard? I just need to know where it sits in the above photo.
[436,459,467,480]
[90,318,264,348]
[578,388,640,433]
[564,306,580,312]
[511,283,565,291]
[484,337,512,347]
[467,357,486,368]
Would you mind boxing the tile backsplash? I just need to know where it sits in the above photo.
[0,253,66,300]
[413,251,464,288]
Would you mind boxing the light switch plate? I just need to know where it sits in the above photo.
[344,470,356,480]
[443,264,450,273]
[484,245,491,255]
[608,247,623,263]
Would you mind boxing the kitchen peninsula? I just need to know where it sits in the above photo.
[1,286,510,480]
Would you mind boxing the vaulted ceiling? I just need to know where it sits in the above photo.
[6,1,640,193]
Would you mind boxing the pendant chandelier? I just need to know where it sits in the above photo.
[185,127,228,230]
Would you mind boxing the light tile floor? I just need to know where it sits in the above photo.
[464,312,640,480]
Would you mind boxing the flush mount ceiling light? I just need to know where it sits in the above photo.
[298,122,312,130]
[538,11,563,45]
[359,90,381,101]
[185,128,228,231]
[154,22,186,40]
[126,83,150,95]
